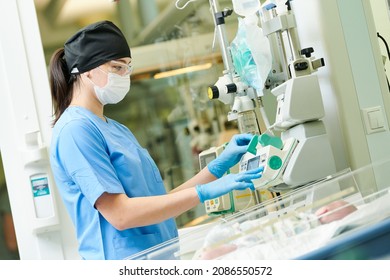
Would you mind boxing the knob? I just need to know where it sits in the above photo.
[226,83,237,93]
[294,61,308,71]
[301,47,314,58]
[208,86,219,99]
[268,155,282,170]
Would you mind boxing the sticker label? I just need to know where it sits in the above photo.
[31,177,50,197]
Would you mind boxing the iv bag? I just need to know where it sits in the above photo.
[232,0,260,17]
[230,17,272,92]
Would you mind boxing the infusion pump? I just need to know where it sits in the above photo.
[199,134,298,215]
[239,134,298,190]
[199,145,257,216]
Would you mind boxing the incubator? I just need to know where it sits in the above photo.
[127,160,390,260]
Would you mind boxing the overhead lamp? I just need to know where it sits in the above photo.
[153,62,213,79]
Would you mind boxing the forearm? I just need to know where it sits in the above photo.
[170,166,217,194]
[96,188,200,230]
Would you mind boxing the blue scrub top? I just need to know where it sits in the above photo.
[50,106,178,260]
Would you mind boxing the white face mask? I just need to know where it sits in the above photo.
[92,72,130,105]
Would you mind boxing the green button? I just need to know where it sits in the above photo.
[268,155,282,170]
[247,135,259,155]
[258,134,283,149]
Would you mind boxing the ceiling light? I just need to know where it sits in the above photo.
[153,63,213,79]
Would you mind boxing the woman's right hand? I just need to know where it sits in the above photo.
[196,167,263,203]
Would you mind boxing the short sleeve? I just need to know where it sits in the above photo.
[55,119,125,206]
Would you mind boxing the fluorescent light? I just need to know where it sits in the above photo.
[153,63,213,79]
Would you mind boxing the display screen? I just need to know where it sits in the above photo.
[204,154,216,165]
[200,153,217,169]
[247,156,260,171]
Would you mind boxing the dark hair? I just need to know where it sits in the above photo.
[49,48,79,125]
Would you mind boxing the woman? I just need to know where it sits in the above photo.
[49,20,263,260]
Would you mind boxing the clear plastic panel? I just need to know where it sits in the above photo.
[127,160,390,260]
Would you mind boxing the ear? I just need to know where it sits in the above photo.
[83,71,92,78]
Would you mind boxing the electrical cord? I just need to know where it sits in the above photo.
[175,0,199,10]
[377,32,390,92]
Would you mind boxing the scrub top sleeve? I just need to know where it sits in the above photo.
[56,119,125,206]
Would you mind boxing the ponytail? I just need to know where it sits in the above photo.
[49,48,79,126]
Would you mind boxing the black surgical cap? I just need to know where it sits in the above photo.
[64,20,131,74]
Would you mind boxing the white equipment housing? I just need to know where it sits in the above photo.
[260,2,337,191]
[0,1,78,259]
[239,135,298,189]
[272,75,325,129]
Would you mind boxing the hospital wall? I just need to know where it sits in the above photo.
[291,0,390,196]
[370,0,390,76]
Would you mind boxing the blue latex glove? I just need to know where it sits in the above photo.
[196,167,263,203]
[208,133,254,178]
